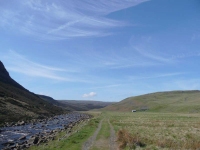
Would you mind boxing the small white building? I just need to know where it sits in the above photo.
[132,110,137,112]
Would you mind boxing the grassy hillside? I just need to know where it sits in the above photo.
[0,81,66,124]
[104,90,200,113]
[0,61,66,125]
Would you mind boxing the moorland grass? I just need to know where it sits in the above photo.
[28,111,200,150]
[108,111,200,150]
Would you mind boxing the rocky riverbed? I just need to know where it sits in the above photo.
[0,112,91,150]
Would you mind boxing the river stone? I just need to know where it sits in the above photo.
[19,136,26,140]
[2,141,15,147]
[20,121,25,125]
[28,136,39,145]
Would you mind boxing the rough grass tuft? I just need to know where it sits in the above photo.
[117,129,145,149]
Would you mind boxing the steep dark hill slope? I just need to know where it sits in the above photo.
[104,90,200,113]
[37,94,73,111]
[0,61,66,125]
[0,61,26,91]
[37,94,61,106]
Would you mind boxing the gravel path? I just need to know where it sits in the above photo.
[108,119,118,150]
[82,119,103,150]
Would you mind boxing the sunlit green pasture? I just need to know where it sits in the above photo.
[29,111,200,150]
[108,111,200,149]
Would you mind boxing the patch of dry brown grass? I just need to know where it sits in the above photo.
[117,129,145,149]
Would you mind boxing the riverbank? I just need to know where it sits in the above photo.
[29,111,102,150]
[0,112,91,150]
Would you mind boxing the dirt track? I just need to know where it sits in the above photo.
[82,118,118,150]
[82,119,103,150]
[108,119,118,150]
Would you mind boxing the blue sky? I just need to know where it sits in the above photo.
[0,0,200,101]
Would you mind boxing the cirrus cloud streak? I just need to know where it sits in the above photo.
[0,0,149,40]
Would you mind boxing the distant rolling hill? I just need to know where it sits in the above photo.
[58,100,114,111]
[37,95,74,111]
[104,90,200,113]
[0,61,66,125]
[37,95,114,111]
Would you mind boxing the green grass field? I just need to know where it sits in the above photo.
[109,111,200,150]
[29,111,200,150]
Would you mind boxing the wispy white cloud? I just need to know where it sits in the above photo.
[0,0,149,39]
[82,92,97,98]
[134,47,170,63]
[89,84,121,89]
[74,47,160,69]
[2,50,86,82]
[108,61,159,69]
[174,79,200,90]
[72,0,149,15]
[162,78,200,91]
[128,72,186,80]
[129,36,174,64]
[171,51,200,59]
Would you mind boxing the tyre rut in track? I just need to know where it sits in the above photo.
[108,119,118,150]
[82,119,103,150]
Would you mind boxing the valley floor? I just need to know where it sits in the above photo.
[83,118,118,150]
[29,111,200,150]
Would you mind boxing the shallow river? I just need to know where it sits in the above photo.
[0,112,88,149]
